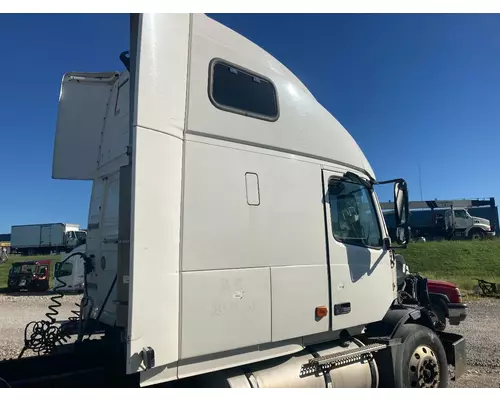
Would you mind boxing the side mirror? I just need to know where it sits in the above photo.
[393,180,409,245]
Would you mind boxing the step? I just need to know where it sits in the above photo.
[308,343,387,368]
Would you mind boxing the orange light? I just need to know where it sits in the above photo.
[315,306,328,318]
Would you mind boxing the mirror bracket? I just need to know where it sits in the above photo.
[383,237,408,250]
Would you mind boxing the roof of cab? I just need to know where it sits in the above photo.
[188,14,376,180]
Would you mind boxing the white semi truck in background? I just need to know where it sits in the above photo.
[10,223,87,255]
[54,244,86,292]
[0,14,465,388]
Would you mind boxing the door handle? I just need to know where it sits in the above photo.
[334,302,351,315]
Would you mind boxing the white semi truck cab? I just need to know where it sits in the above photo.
[0,14,465,388]
[54,244,86,292]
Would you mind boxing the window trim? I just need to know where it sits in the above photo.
[207,58,280,122]
[114,77,129,117]
[327,177,384,251]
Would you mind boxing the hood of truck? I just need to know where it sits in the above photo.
[472,217,490,227]
[427,278,457,289]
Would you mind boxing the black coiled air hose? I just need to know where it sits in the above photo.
[18,252,94,358]
[86,274,117,341]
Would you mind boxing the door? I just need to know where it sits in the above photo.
[66,231,76,248]
[453,209,470,230]
[53,72,119,180]
[40,226,52,247]
[322,169,395,331]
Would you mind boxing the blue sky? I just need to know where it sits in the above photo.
[1,13,499,233]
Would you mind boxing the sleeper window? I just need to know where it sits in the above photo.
[209,60,278,121]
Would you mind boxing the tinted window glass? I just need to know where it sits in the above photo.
[55,262,73,278]
[454,210,467,219]
[210,60,278,120]
[328,179,383,248]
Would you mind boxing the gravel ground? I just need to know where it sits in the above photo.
[0,292,82,360]
[1,292,499,387]
[448,297,500,388]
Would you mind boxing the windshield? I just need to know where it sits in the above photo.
[11,264,35,274]
[55,262,73,278]
[75,231,87,241]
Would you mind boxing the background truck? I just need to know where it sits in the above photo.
[53,244,86,292]
[7,259,51,292]
[427,279,468,331]
[0,13,465,389]
[10,223,87,256]
[382,199,497,241]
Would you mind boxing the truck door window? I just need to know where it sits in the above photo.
[55,262,73,278]
[328,179,383,248]
[454,210,468,219]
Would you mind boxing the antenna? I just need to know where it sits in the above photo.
[418,163,423,201]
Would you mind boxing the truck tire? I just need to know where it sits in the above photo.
[37,281,50,292]
[468,229,484,240]
[391,323,448,388]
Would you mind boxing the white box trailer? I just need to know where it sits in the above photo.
[11,223,84,255]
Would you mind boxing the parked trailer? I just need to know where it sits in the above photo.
[0,14,465,388]
[10,223,87,255]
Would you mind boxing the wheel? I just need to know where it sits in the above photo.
[391,324,448,388]
[469,229,485,240]
[429,303,447,332]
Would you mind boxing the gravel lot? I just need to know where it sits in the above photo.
[0,292,499,387]
[0,292,82,360]
[448,297,500,388]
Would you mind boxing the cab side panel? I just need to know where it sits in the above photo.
[180,139,329,359]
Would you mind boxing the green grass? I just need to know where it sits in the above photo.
[397,240,500,290]
[2,240,499,292]
[0,254,60,290]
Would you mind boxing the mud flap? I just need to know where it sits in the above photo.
[437,331,466,381]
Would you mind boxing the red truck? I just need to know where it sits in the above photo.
[427,279,468,331]
[7,259,51,292]
[395,254,468,331]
